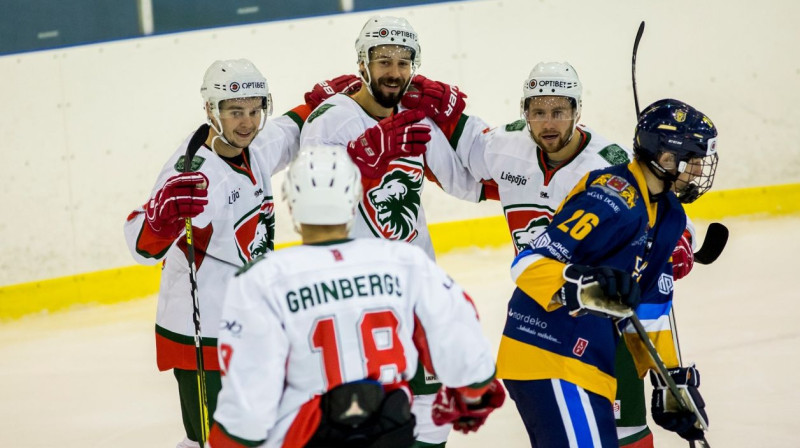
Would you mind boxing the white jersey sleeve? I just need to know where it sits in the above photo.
[249,113,302,175]
[451,120,497,182]
[214,263,289,443]
[409,250,496,388]
[421,114,490,203]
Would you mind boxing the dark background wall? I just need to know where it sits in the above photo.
[0,0,462,56]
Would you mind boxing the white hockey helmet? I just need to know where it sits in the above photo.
[521,62,582,118]
[282,146,363,232]
[355,15,421,68]
[200,59,272,139]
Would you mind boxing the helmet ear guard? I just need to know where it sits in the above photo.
[633,99,719,203]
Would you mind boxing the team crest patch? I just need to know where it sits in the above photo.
[505,207,554,253]
[591,174,638,209]
[362,161,423,242]
[175,155,206,172]
[307,104,334,124]
[234,199,275,263]
[598,144,630,166]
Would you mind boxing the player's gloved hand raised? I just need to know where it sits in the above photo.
[650,364,708,441]
[672,229,694,280]
[431,379,506,433]
[304,74,362,110]
[560,264,641,318]
[401,75,467,126]
[144,172,209,239]
[347,109,431,178]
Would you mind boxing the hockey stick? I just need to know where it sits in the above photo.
[183,124,212,444]
[632,21,646,117]
[627,314,711,447]
[693,222,729,265]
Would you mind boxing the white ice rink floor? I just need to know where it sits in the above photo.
[2,216,799,448]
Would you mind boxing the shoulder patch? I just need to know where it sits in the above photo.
[175,155,206,172]
[307,104,335,124]
[591,173,638,209]
[599,144,630,166]
[505,119,527,132]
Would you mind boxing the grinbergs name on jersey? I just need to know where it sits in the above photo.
[287,273,402,313]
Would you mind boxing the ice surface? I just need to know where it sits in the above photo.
[2,217,798,447]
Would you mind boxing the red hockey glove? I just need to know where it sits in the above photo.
[401,75,467,126]
[304,74,362,110]
[144,172,209,239]
[347,109,431,178]
[431,379,506,434]
[672,229,695,280]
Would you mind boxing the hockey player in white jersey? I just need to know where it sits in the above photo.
[300,15,489,260]
[457,62,633,255]
[298,16,493,447]
[457,63,701,447]
[208,147,504,448]
[123,59,371,448]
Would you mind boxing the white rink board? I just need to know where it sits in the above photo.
[1,216,798,447]
[1,0,799,285]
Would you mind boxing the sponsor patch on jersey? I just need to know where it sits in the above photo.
[599,144,630,166]
[505,119,526,132]
[591,174,638,209]
[307,103,334,124]
[174,155,206,172]
[572,338,589,357]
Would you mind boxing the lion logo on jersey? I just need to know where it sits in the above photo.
[247,209,273,258]
[367,170,420,240]
[512,216,551,251]
[234,200,275,263]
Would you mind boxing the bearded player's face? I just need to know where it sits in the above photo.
[364,45,413,108]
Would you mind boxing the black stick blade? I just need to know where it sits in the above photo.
[632,21,645,118]
[694,222,729,265]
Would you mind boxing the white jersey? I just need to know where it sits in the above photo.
[123,116,299,371]
[458,121,632,253]
[212,238,496,447]
[299,93,488,259]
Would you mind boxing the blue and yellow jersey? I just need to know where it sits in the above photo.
[497,161,686,403]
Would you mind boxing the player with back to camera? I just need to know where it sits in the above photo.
[207,146,505,448]
[123,58,394,448]
[497,99,718,447]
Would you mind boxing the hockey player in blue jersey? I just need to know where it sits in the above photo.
[496,98,718,447]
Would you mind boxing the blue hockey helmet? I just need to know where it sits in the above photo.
[634,99,718,203]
